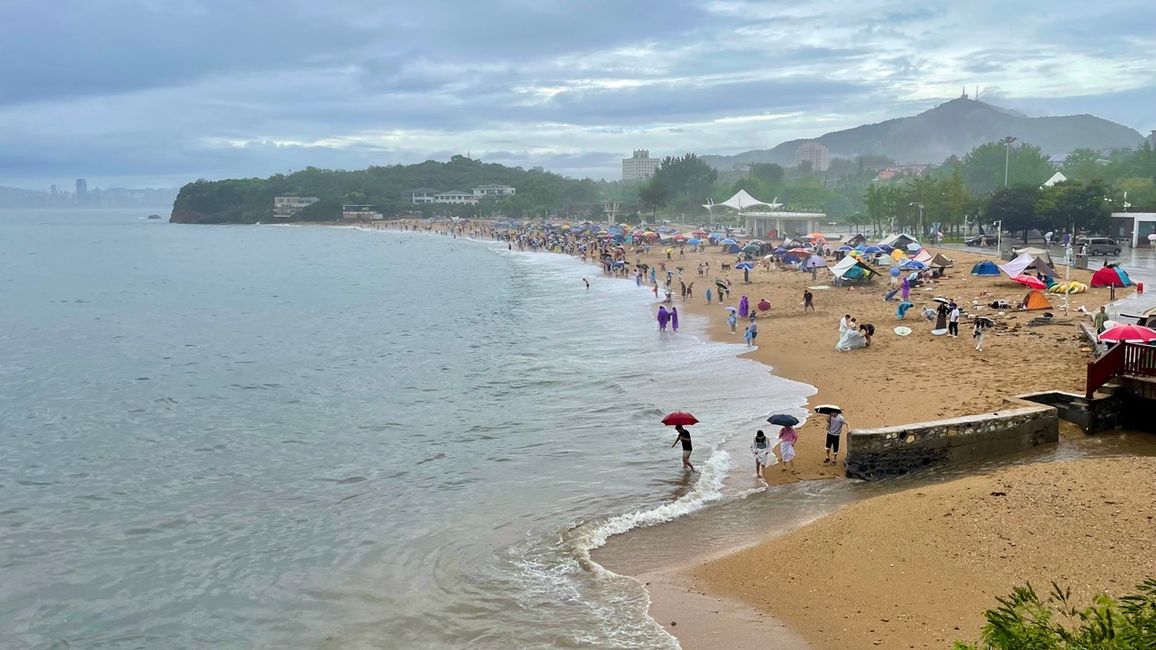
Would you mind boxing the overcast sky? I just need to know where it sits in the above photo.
[3,0,1154,189]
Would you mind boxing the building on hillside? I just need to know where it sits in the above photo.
[622,149,661,181]
[433,190,479,205]
[409,188,437,204]
[472,184,516,198]
[1048,154,1067,169]
[793,143,830,171]
[341,204,383,220]
[873,164,930,182]
[75,178,88,205]
[273,196,319,218]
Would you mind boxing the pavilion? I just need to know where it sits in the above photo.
[704,190,826,240]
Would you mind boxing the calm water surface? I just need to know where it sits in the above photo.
[0,211,814,648]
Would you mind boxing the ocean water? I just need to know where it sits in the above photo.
[0,211,814,649]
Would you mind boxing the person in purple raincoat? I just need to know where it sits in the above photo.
[657,305,669,331]
[738,295,749,318]
[901,276,910,301]
[671,307,679,332]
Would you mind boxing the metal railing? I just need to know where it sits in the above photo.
[1086,342,1156,398]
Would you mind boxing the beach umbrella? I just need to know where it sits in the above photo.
[878,244,894,252]
[757,299,771,311]
[899,259,927,270]
[906,243,922,252]
[773,246,788,254]
[806,254,827,268]
[687,237,702,245]
[767,414,800,427]
[836,245,853,252]
[814,404,842,414]
[661,411,699,426]
[932,297,950,304]
[893,326,912,336]
[788,247,808,253]
[1011,274,1047,290]
[664,247,674,254]
[724,306,738,313]
[692,229,708,236]
[748,239,765,246]
[863,245,883,254]
[1098,324,1156,343]
[719,238,737,245]
[974,316,996,327]
[807,232,825,239]
[735,262,754,270]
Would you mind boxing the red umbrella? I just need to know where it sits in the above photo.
[787,247,808,253]
[757,299,771,311]
[1098,324,1156,343]
[661,411,699,426]
[1011,274,1047,290]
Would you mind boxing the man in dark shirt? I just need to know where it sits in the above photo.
[671,424,696,472]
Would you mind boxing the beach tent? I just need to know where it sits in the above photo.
[879,233,918,249]
[890,249,907,262]
[1000,252,1057,279]
[846,233,867,246]
[1090,265,1133,288]
[1021,290,1053,311]
[1012,247,1055,268]
[914,249,934,263]
[830,256,878,281]
[805,254,827,269]
[971,260,1000,276]
[722,243,741,254]
[930,253,954,268]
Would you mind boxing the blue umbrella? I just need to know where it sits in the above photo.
[774,246,788,253]
[863,245,883,254]
[855,245,867,252]
[719,238,737,245]
[836,245,853,252]
[878,244,894,252]
[735,262,754,270]
[767,414,800,427]
[900,260,927,270]
[687,237,702,245]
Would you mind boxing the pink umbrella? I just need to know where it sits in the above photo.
[1098,324,1156,343]
[1011,274,1047,290]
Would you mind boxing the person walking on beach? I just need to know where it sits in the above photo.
[705,287,712,304]
[973,319,990,352]
[824,411,848,465]
[803,289,814,312]
[778,424,797,471]
[671,307,679,332]
[727,309,738,334]
[1094,306,1108,334]
[751,430,774,478]
[948,302,960,338]
[901,275,910,301]
[744,319,758,347]
[671,424,696,472]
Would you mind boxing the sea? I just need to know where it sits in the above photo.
[0,210,816,649]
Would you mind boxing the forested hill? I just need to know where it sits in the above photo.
[169,156,603,223]
[703,98,1143,168]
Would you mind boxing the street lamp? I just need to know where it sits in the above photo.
[1000,136,1017,187]
[908,202,924,237]
[993,219,1002,257]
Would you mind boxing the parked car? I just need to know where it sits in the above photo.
[965,234,997,247]
[1076,237,1121,256]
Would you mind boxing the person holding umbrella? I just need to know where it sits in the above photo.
[817,405,848,465]
[973,317,994,351]
[671,425,695,472]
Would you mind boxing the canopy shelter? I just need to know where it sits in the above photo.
[705,189,780,212]
[971,260,1000,276]
[999,252,1057,279]
[830,256,878,281]
[914,249,934,263]
[930,253,954,268]
[879,233,918,249]
[1042,171,1067,187]
[1012,247,1055,268]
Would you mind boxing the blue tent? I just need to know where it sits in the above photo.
[722,243,741,254]
[971,260,1000,276]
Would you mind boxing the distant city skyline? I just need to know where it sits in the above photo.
[3,1,1155,187]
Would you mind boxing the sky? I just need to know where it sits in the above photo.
[2,0,1155,189]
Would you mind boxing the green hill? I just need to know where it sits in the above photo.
[703,98,1143,168]
[170,156,603,224]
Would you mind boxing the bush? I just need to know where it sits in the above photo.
[954,579,1156,649]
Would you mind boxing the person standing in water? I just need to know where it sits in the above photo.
[671,307,679,332]
[777,424,798,471]
[751,430,773,478]
[671,425,695,472]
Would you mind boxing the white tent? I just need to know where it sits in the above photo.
[1000,252,1057,278]
[1012,247,1055,267]
[704,190,781,212]
[879,233,919,248]
[914,249,933,263]
[830,256,876,279]
[1042,171,1067,187]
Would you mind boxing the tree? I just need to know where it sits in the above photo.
[651,154,718,214]
[749,163,785,187]
[1036,180,1112,235]
[1117,177,1156,212]
[961,142,1054,196]
[985,185,1042,243]
[638,179,669,219]
[1061,148,1103,182]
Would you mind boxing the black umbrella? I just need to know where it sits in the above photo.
[932,297,950,304]
[814,404,843,415]
[974,316,996,327]
[767,414,800,427]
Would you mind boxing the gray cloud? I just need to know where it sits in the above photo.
[3,0,1155,188]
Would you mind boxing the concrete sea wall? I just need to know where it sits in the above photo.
[845,401,1059,480]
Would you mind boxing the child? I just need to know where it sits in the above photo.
[744,320,758,347]
[727,310,738,334]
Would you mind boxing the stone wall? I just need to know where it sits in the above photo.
[845,402,1059,480]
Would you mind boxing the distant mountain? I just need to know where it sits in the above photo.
[703,98,1143,169]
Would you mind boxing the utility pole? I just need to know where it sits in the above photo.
[1000,136,1017,187]
[908,202,924,238]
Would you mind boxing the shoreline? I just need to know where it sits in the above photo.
[379,220,1141,647]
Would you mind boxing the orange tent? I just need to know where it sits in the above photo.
[1021,290,1052,311]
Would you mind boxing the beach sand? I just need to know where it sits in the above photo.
[694,455,1156,649]
[640,245,1120,485]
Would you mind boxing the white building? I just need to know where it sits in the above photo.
[433,190,479,205]
[622,149,661,182]
[793,143,831,172]
[272,196,319,218]
[409,188,437,204]
[472,184,516,198]
[1110,212,1156,248]
[341,204,383,220]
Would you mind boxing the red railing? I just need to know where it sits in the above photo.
[1086,342,1156,398]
